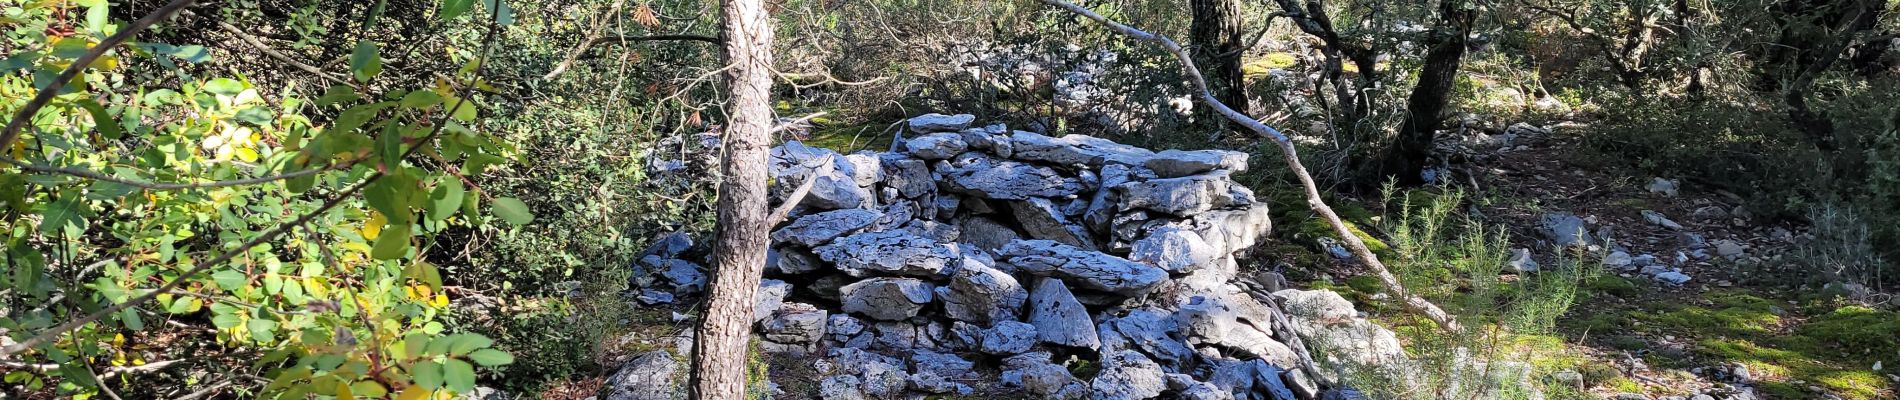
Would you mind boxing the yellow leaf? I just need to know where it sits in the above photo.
[362,212,386,240]
[430,294,448,308]
[396,387,430,400]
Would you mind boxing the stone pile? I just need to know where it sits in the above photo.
[630,113,1365,399]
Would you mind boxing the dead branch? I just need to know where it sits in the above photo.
[1040,0,1463,332]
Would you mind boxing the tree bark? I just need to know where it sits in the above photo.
[690,0,775,397]
[1385,0,1476,185]
[1191,0,1247,119]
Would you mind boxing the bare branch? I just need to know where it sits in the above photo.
[213,21,356,88]
[0,0,197,151]
[2,157,333,190]
[1040,0,1463,332]
[543,34,723,80]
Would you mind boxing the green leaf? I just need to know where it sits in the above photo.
[349,41,382,82]
[38,196,85,234]
[450,98,477,122]
[316,85,360,106]
[445,334,493,355]
[371,222,411,260]
[428,178,465,221]
[0,51,41,72]
[404,261,444,289]
[85,2,109,33]
[211,270,247,290]
[480,0,515,26]
[400,90,442,108]
[79,99,122,139]
[120,308,144,331]
[211,312,241,329]
[411,361,444,390]
[234,106,275,126]
[466,349,514,366]
[440,0,476,20]
[247,318,278,343]
[351,381,388,397]
[86,180,137,201]
[490,197,533,225]
[444,359,476,393]
[286,173,315,194]
[202,78,245,96]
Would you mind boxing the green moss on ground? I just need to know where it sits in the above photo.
[1243,53,1299,77]
[803,121,897,153]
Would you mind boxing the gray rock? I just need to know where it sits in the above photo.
[1642,210,1685,230]
[818,375,865,400]
[909,113,975,133]
[1146,149,1248,178]
[905,132,968,160]
[871,321,918,350]
[1000,239,1167,296]
[909,349,976,378]
[773,209,882,247]
[636,289,674,305]
[961,320,1038,355]
[1603,250,1633,270]
[827,314,866,341]
[1091,350,1167,400]
[1027,278,1101,348]
[907,372,973,395]
[660,259,706,294]
[1110,308,1196,369]
[1009,198,1099,249]
[878,154,933,199]
[1648,177,1679,197]
[1275,290,1409,369]
[1182,204,1274,256]
[1083,164,1141,234]
[839,278,935,321]
[1654,271,1691,285]
[937,257,1029,324]
[1166,373,1228,400]
[1128,226,1218,272]
[769,142,872,210]
[1541,212,1593,247]
[636,232,693,260]
[901,220,960,242]
[955,216,1021,251]
[1010,131,1155,166]
[933,196,960,220]
[1715,240,1746,258]
[814,231,959,278]
[774,247,824,275]
[761,302,828,345]
[603,350,677,400]
[938,153,1087,200]
[1509,248,1539,273]
[754,279,792,323]
[1011,363,1082,397]
[1114,171,1254,216]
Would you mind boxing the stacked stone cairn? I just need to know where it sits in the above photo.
[629,113,1377,400]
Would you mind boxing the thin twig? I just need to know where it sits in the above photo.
[1040,0,1462,332]
[543,34,722,80]
[213,21,355,88]
[1,157,333,190]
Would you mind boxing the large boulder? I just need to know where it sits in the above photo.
[1009,131,1155,167]
[1027,278,1101,348]
[840,278,935,321]
[905,132,968,160]
[938,153,1087,200]
[999,240,1167,296]
[814,231,959,278]
[1114,171,1254,216]
[1108,308,1196,370]
[1128,226,1218,273]
[936,258,1029,324]
[909,113,975,133]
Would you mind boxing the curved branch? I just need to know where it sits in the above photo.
[542,34,722,80]
[2,157,333,190]
[1040,0,1462,333]
[0,0,197,151]
[213,21,356,88]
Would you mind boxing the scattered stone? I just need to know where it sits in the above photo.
[1027,278,1101,348]
[1654,271,1692,285]
[1715,240,1747,258]
[1541,212,1593,247]
[839,278,935,321]
[1642,210,1685,230]
[1509,248,1540,273]
[602,351,677,400]
[1648,178,1680,197]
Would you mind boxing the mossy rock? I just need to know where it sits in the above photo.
[1583,275,1641,297]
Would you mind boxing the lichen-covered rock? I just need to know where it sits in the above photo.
[769,142,872,210]
[1091,350,1167,400]
[827,314,866,342]
[754,279,792,323]
[936,257,1028,324]
[1009,197,1098,250]
[761,302,828,345]
[1027,278,1100,348]
[952,320,1038,355]
[773,208,881,247]
[814,231,958,278]
[938,153,1087,200]
[1275,289,1408,369]
[1109,308,1196,370]
[840,278,935,321]
[908,349,976,378]
[905,132,968,160]
[1146,149,1248,178]
[603,351,677,400]
[955,216,1021,251]
[1114,171,1254,216]
[1540,212,1593,247]
[1128,226,1218,273]
[878,154,934,199]
[1183,204,1273,256]
[819,375,866,400]
[773,246,823,275]
[909,113,975,133]
[1009,131,1155,166]
[907,372,974,395]
[1000,239,1166,296]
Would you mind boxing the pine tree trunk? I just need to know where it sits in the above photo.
[1191,0,1246,119]
[1385,0,1475,185]
[689,0,775,398]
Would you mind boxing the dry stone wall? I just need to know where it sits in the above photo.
[625,114,1385,400]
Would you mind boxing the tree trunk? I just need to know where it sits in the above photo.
[1385,0,1475,185]
[690,0,774,398]
[1191,0,1246,120]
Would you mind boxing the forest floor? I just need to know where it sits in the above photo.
[1308,123,1900,400]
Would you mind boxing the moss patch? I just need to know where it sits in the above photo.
[1243,52,1299,77]
[804,121,897,153]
